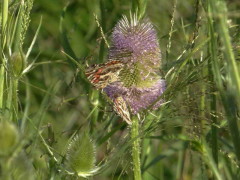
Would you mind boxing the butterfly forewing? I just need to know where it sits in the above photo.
[85,60,124,89]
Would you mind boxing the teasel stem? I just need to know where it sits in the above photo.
[131,115,142,180]
[123,5,148,178]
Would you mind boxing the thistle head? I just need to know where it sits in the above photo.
[109,15,161,88]
[103,15,166,115]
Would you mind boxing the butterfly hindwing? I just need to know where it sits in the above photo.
[113,96,131,125]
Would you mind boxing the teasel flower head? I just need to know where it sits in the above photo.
[104,15,166,114]
[65,133,99,177]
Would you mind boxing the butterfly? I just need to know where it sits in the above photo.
[85,60,124,89]
[85,60,132,125]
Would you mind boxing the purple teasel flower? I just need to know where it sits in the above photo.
[103,15,166,115]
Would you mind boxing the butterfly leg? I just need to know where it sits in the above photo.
[113,96,132,125]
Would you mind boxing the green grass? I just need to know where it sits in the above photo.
[0,0,240,179]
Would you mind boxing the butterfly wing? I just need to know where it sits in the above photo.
[86,61,131,124]
[85,60,124,89]
[113,96,131,125]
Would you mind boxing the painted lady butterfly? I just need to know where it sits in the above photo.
[85,60,132,125]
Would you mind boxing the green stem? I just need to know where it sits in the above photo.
[5,75,18,122]
[13,2,23,52]
[131,116,142,180]
[12,78,18,123]
[2,0,8,32]
[210,84,218,165]
[1,0,8,49]
[99,0,107,63]
[166,0,177,61]
[216,4,240,98]
[0,66,5,108]
[21,77,30,131]
[1,0,8,110]
[208,33,218,166]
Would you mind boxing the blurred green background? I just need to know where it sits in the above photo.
[3,0,239,179]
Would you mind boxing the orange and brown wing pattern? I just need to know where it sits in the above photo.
[85,60,124,89]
